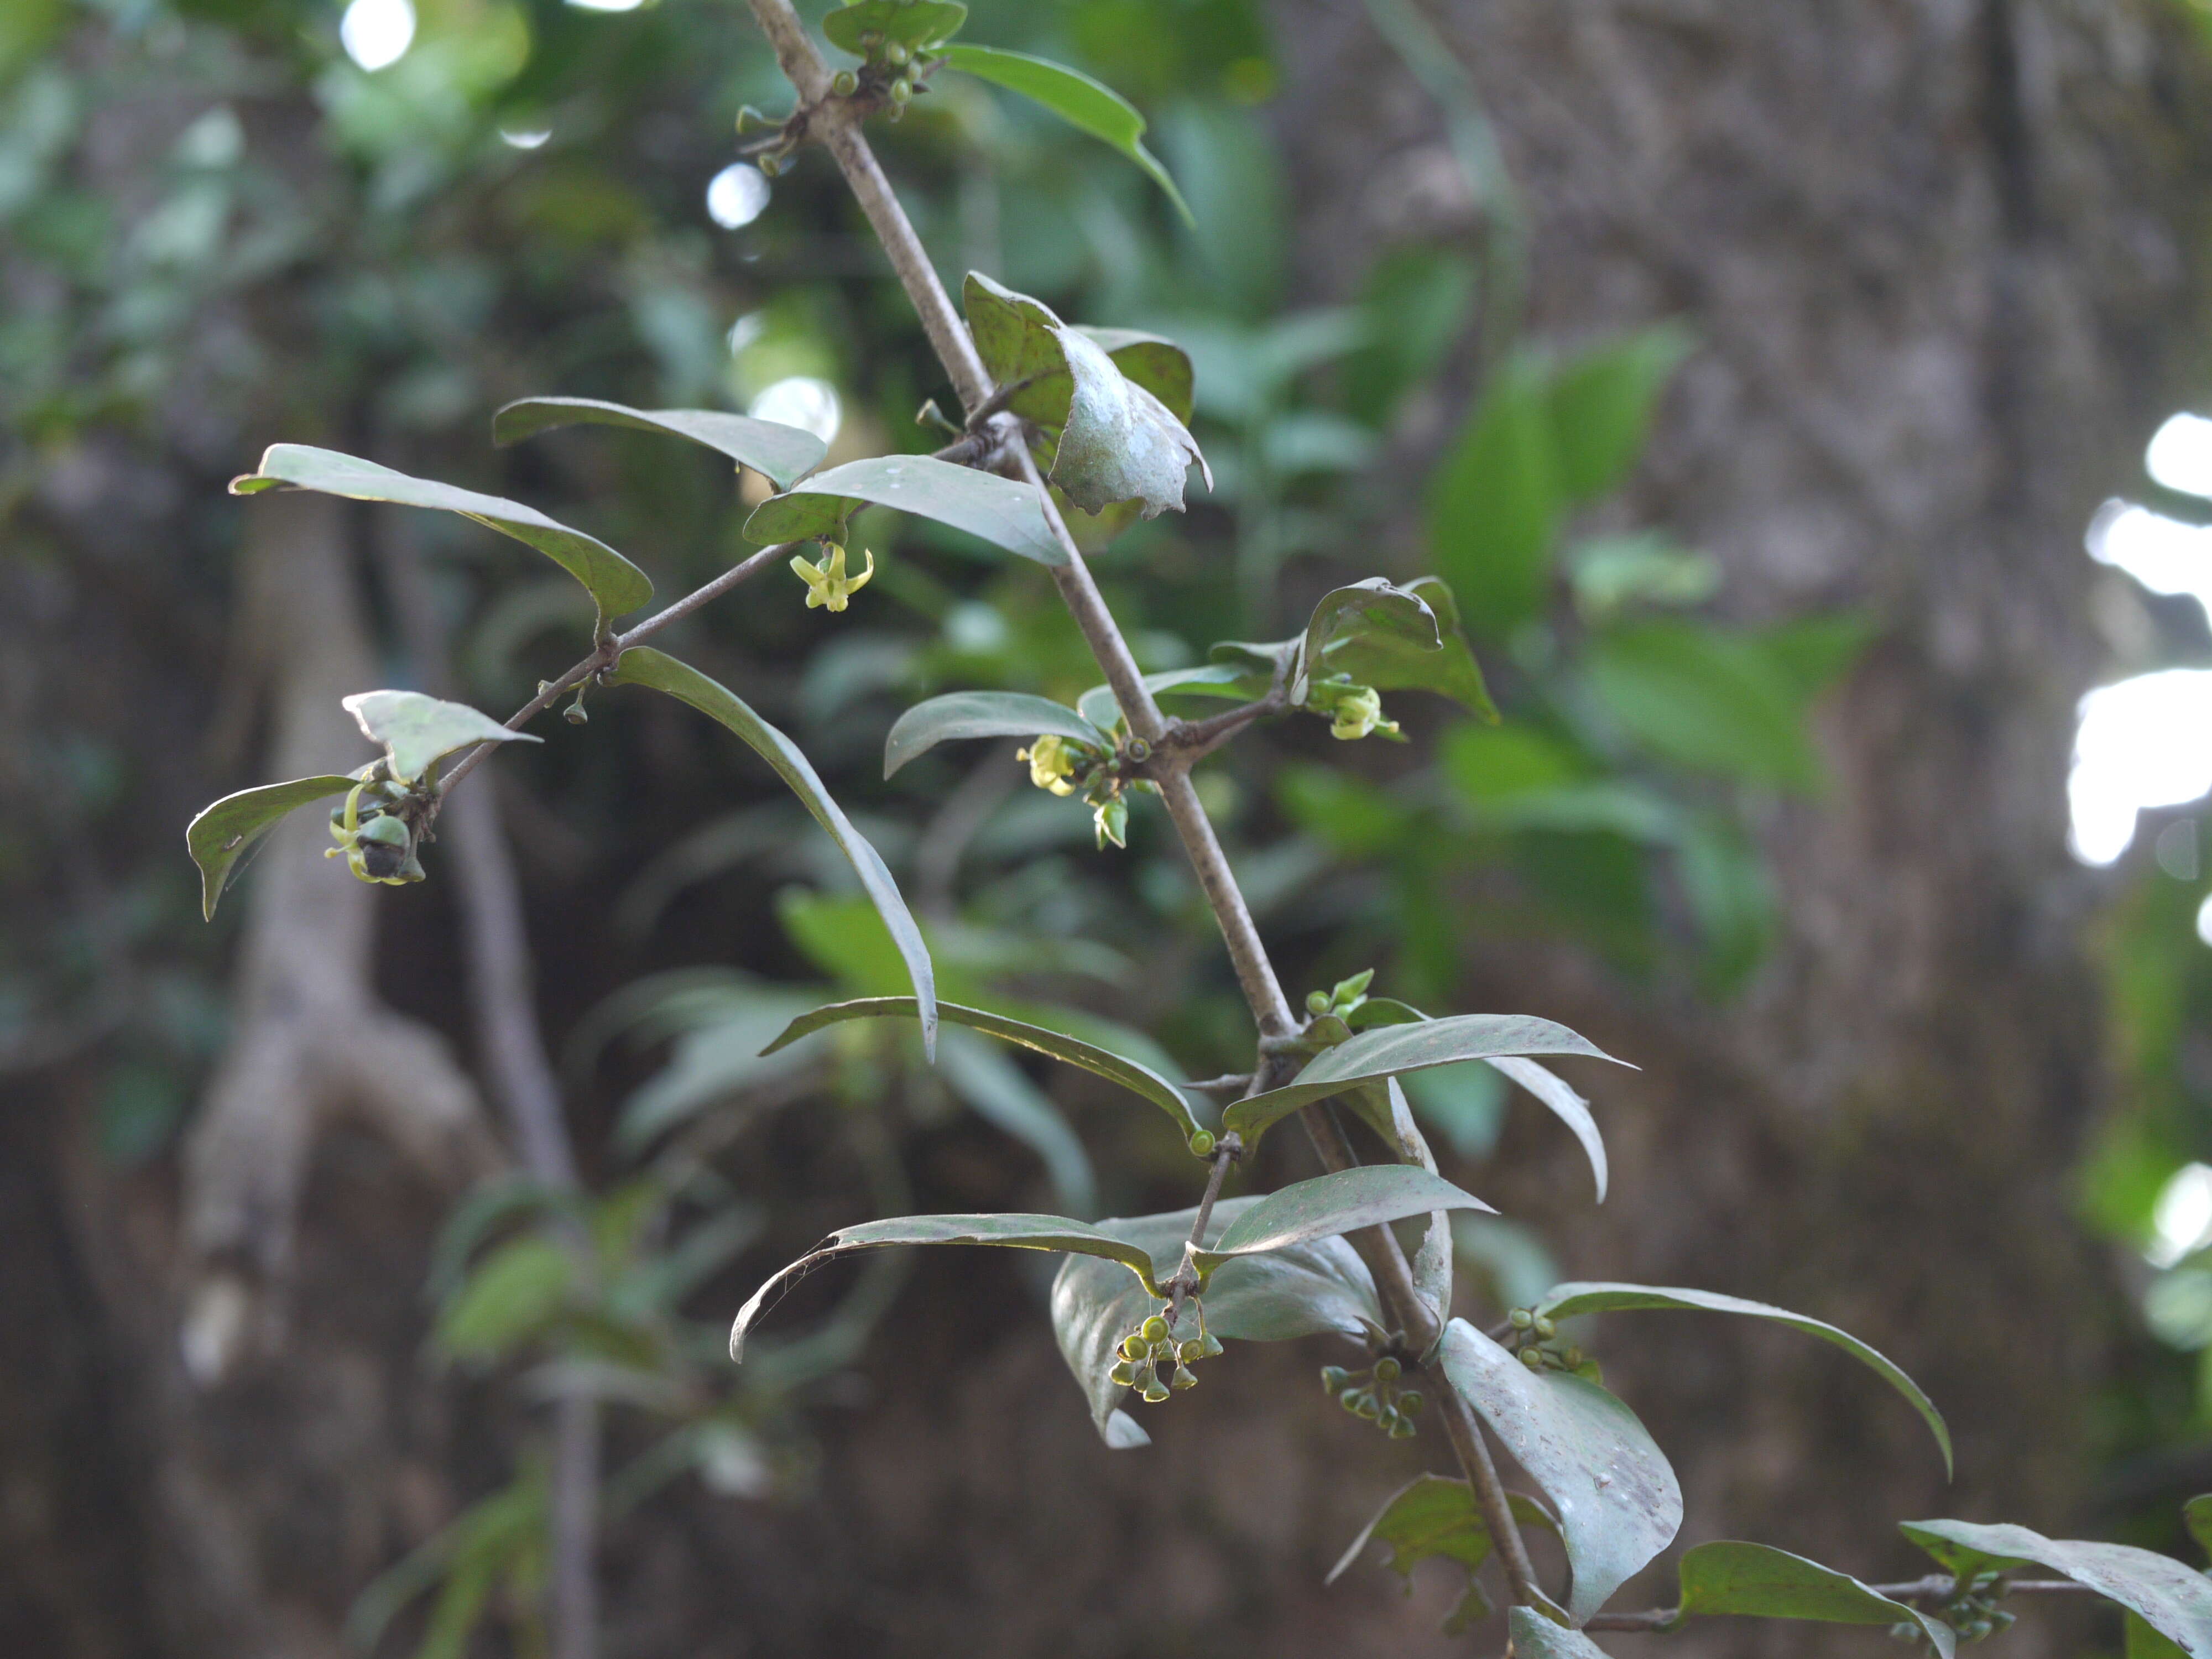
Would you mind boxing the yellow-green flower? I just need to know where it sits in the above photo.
[789,542,875,612]
[1016,734,1079,796]
[1321,682,1399,742]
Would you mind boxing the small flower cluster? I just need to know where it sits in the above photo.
[1321,1355,1424,1438]
[1014,732,1150,848]
[1504,1307,1598,1381]
[1108,1305,1223,1404]
[1305,675,1400,742]
[1895,1571,2013,1647]
[326,763,426,887]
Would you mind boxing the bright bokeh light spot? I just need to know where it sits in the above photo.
[2069,670,2212,864]
[706,163,771,229]
[2090,499,2212,630]
[750,377,841,445]
[566,0,645,12]
[339,0,415,71]
[2153,1162,2212,1266]
[499,127,552,150]
[726,312,766,356]
[2150,412,2212,500]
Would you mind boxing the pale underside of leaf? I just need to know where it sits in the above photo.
[186,774,361,920]
[1536,1281,1949,1474]
[1509,1607,1613,1658]
[741,454,1065,565]
[342,689,539,786]
[492,396,827,490]
[882,691,1109,778]
[607,649,936,1056]
[1900,1520,2212,1657]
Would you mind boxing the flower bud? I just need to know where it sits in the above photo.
[1353,1392,1382,1421]
[563,701,588,725]
[890,76,914,103]
[885,39,911,66]
[1140,1315,1168,1343]
[1108,1359,1136,1388]
[1187,1129,1216,1158]
[1120,1334,1148,1361]
[1339,1388,1369,1415]
[1198,1333,1224,1359]
[1396,1390,1424,1416]
[1373,1356,1401,1383]
[1178,1340,1203,1364]
[1509,1308,1535,1330]
[832,69,858,96]
[1533,1315,1557,1340]
[1319,1365,1350,1395]
[1141,1376,1170,1404]
[1387,1417,1418,1439]
[1171,1365,1197,1391]
[1306,989,1331,1016]
[1520,1347,1546,1371]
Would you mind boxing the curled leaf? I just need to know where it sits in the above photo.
[343,690,539,786]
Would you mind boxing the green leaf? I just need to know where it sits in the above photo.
[1547,325,1692,504]
[1439,1318,1682,1625]
[1190,1166,1493,1280]
[1677,1541,1955,1657]
[436,1237,572,1362]
[2188,1495,2212,1562]
[1901,1521,2212,1656]
[732,1212,1167,1360]
[1051,1197,1384,1445]
[1491,1057,1607,1203]
[1328,1475,1558,1635]
[961,274,1208,518]
[2138,1613,2194,1658]
[761,996,1203,1141]
[742,453,1065,566]
[1509,1608,1613,1658]
[607,649,935,1055]
[821,0,966,55]
[936,1027,1097,1216]
[342,690,540,786]
[1536,1282,1950,1474]
[186,774,358,921]
[492,396,827,490]
[883,691,1108,778]
[1224,1013,1621,1145]
[1324,575,1497,719]
[614,987,827,1151]
[1582,621,1827,792]
[231,444,651,628]
[938,45,1192,224]
[1427,352,1561,636]
[1079,328,1196,423]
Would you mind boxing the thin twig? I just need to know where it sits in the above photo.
[1182,1073,1254,1095]
[1167,1139,1241,1328]
[1160,696,1285,763]
[1582,1578,2097,1634]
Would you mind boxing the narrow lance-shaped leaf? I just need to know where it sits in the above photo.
[1052,1198,1384,1446]
[1536,1282,1950,1474]
[1438,1317,1683,1626]
[938,45,1193,225]
[763,996,1203,1142]
[1900,1521,2212,1657]
[1190,1165,1491,1284]
[492,397,826,490]
[186,774,360,920]
[607,649,936,1056]
[1225,1014,1623,1145]
[1491,1057,1607,1203]
[732,1213,1166,1360]
[343,690,540,786]
[1675,1541,1956,1658]
[883,691,1110,779]
[231,444,651,628]
[742,454,1065,565]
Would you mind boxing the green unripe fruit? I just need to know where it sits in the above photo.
[884,39,911,66]
[832,69,858,96]
[1387,1417,1417,1439]
[1178,1340,1203,1364]
[1509,1307,1535,1330]
[1306,990,1332,1016]
[1533,1315,1557,1340]
[1376,1406,1400,1431]
[1563,1347,1583,1369]
[1354,1393,1382,1421]
[1396,1390,1424,1416]
[1109,1359,1136,1387]
[1120,1334,1147,1361]
[1187,1129,1217,1158]
[1373,1356,1401,1383]
[1199,1332,1224,1358]
[1171,1365,1197,1391]
[1141,1377,1170,1404]
[1319,1365,1350,1395]
[563,701,588,725]
[889,76,913,103]
[1141,1315,1168,1343]
[1339,1389,1368,1415]
[1520,1347,1546,1371]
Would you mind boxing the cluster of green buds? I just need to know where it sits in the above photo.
[1108,1303,1223,1404]
[1013,732,1151,849]
[1321,1355,1424,1438]
[1305,675,1400,743]
[1504,1307,1599,1381]
[326,763,426,886]
[789,542,874,613]
[1893,1571,2012,1647]
[1301,967,1373,1046]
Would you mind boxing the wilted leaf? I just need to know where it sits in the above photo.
[1225,1014,1621,1145]
[492,395,827,489]
[1052,1197,1384,1444]
[1677,1541,1955,1656]
[607,649,935,1055]
[1536,1282,1949,1473]
[186,774,359,920]
[742,453,1065,565]
[343,690,539,786]
[762,996,1203,1141]
[1439,1318,1682,1625]
[231,444,651,627]
[883,691,1109,778]
[938,45,1191,222]
[1900,1521,2212,1656]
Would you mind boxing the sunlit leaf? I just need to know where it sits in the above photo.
[883,690,1109,778]
[607,649,935,1055]
[492,395,827,489]
[343,690,539,786]
[186,773,358,921]
[231,444,651,627]
[742,453,1065,565]
[1536,1282,1949,1473]
[1677,1542,1955,1656]
[762,995,1203,1141]
[1439,1318,1681,1625]
[938,45,1192,223]
[1901,1521,2212,1656]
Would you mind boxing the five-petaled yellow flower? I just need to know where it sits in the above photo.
[789,542,875,612]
